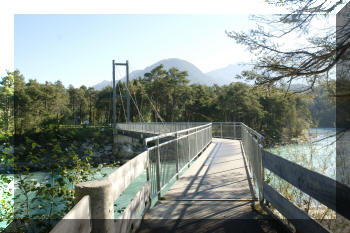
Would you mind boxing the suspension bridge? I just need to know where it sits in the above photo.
[50,57,348,233]
[49,122,350,233]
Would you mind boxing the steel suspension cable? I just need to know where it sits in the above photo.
[117,82,127,122]
[115,67,127,122]
[116,68,146,123]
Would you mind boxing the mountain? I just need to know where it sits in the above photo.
[92,80,112,91]
[92,58,251,90]
[205,63,252,86]
[125,58,213,85]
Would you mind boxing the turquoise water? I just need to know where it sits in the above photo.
[0,159,193,229]
[265,128,336,211]
[0,158,193,230]
[268,128,336,179]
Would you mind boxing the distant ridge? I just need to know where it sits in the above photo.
[206,63,253,86]
[92,58,250,90]
[92,80,111,91]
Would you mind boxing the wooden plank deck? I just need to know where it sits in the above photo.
[137,138,289,233]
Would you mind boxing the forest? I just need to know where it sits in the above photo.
[0,65,336,146]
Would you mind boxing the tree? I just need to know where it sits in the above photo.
[95,86,112,124]
[144,65,170,122]
[308,80,336,127]
[13,71,30,135]
[0,72,14,133]
[227,0,348,91]
[67,85,78,124]
[87,87,98,125]
[185,84,216,122]
[163,67,189,121]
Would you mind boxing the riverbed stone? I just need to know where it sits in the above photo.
[120,144,134,158]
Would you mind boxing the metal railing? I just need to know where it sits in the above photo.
[212,122,264,202]
[50,122,212,233]
[211,122,263,142]
[214,122,350,233]
[51,122,350,233]
[240,124,264,202]
[116,122,206,134]
[145,123,212,199]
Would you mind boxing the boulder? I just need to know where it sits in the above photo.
[120,144,134,158]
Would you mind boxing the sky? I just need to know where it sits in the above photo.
[14,14,257,87]
[1,0,347,88]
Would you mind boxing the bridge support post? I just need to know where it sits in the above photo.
[75,180,114,233]
[112,60,118,156]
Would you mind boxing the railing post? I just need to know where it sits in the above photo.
[234,123,236,139]
[195,127,198,155]
[187,130,191,167]
[144,141,150,183]
[220,122,223,138]
[240,122,243,140]
[258,144,264,205]
[204,126,206,144]
[176,132,179,179]
[208,125,210,144]
[210,124,212,141]
[156,138,161,199]
[142,139,153,210]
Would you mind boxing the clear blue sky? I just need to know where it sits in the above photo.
[14,14,255,88]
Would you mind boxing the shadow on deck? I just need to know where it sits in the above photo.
[137,139,290,233]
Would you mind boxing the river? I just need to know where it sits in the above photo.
[268,128,336,179]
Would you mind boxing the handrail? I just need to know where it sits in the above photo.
[51,122,348,233]
[145,123,212,199]
[262,150,350,217]
[240,122,264,142]
[50,122,212,233]
[144,123,211,144]
[237,123,350,233]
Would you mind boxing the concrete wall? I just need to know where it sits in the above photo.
[73,151,148,233]
[49,195,91,233]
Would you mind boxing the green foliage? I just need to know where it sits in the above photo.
[0,67,331,232]
[0,129,109,232]
[308,80,336,127]
[226,0,344,89]
[0,68,316,146]
[0,71,14,134]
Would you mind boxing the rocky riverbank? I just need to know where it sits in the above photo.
[87,134,145,165]
[0,133,145,173]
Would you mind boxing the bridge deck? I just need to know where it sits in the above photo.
[138,138,287,233]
